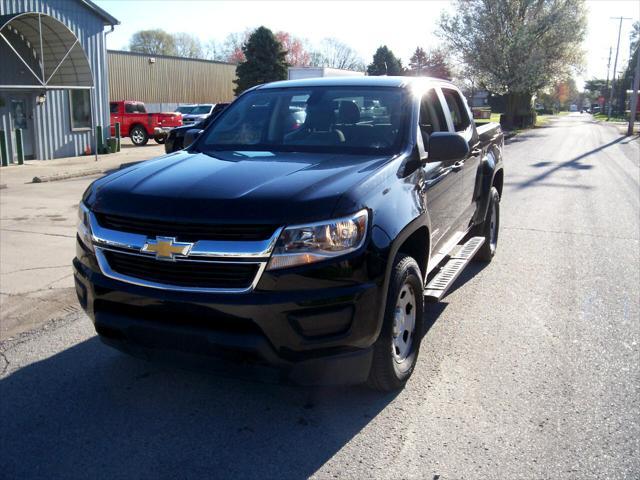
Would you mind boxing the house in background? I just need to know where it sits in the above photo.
[0,0,118,162]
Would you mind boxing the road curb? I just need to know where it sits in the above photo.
[30,161,143,184]
[32,168,104,183]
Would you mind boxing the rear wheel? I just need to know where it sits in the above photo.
[368,254,424,391]
[130,125,148,146]
[474,186,500,262]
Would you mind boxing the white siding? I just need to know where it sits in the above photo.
[0,0,112,160]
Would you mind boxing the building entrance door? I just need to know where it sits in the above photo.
[10,94,35,160]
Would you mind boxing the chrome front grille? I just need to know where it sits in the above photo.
[89,210,281,293]
[103,250,259,289]
[95,213,276,242]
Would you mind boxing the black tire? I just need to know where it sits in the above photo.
[368,254,424,392]
[154,136,166,144]
[130,125,149,146]
[473,186,500,262]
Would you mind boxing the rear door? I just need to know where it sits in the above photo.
[419,89,463,254]
[440,87,482,231]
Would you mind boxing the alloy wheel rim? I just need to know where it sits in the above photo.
[392,283,416,363]
[132,130,143,143]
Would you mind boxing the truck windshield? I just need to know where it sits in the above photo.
[197,87,410,155]
[191,105,213,114]
[176,105,195,114]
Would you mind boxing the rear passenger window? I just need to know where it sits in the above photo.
[442,89,471,131]
[125,103,135,114]
[419,90,447,145]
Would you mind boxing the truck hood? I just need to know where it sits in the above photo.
[86,150,391,225]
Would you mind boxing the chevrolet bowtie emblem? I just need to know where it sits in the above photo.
[141,236,193,261]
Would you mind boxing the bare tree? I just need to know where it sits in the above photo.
[203,39,222,61]
[173,33,203,59]
[129,29,176,56]
[310,38,365,71]
[439,0,587,128]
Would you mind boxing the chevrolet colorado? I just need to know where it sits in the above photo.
[74,77,504,391]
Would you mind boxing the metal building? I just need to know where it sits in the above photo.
[108,50,237,111]
[0,0,118,162]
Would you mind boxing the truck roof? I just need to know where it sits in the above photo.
[257,76,454,90]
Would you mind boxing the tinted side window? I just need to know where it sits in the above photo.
[136,103,146,113]
[110,102,119,114]
[419,90,447,145]
[442,89,471,131]
[125,102,136,114]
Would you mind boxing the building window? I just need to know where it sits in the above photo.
[69,90,91,130]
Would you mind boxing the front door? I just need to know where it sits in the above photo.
[440,87,478,230]
[419,89,464,254]
[10,94,35,160]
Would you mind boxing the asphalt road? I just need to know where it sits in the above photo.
[1,114,638,479]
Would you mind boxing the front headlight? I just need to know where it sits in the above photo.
[77,202,94,252]
[267,210,368,270]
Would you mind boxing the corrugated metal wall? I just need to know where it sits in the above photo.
[108,51,237,105]
[0,0,111,160]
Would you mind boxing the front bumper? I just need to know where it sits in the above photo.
[153,126,174,137]
[73,249,383,385]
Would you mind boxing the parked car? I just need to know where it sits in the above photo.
[182,104,217,126]
[174,105,196,115]
[109,100,182,146]
[76,77,504,391]
[164,103,229,153]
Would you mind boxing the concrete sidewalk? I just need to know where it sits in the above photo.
[0,139,165,188]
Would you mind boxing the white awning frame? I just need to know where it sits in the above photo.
[0,12,94,89]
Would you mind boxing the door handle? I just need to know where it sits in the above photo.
[471,148,482,156]
[452,160,465,171]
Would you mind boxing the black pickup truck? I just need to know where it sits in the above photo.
[74,77,503,391]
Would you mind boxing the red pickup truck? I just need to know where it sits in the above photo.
[110,101,182,146]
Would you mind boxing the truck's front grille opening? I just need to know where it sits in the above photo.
[104,250,259,289]
[95,213,276,241]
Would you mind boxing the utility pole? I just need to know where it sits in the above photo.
[607,16,632,120]
[627,46,640,136]
[604,47,612,112]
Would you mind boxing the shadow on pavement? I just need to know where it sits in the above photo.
[511,136,626,190]
[0,335,399,478]
[0,262,477,478]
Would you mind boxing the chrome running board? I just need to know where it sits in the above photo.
[424,236,485,302]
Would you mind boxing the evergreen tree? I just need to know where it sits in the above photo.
[367,46,403,76]
[409,47,428,75]
[234,27,288,95]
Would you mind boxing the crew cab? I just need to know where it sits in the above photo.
[110,101,183,146]
[76,77,504,391]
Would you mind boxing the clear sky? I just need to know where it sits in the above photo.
[95,0,639,87]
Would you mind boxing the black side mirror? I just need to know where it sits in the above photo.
[184,128,203,147]
[427,132,469,162]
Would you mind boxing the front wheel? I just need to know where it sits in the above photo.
[130,126,149,146]
[368,254,424,392]
[473,186,500,262]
